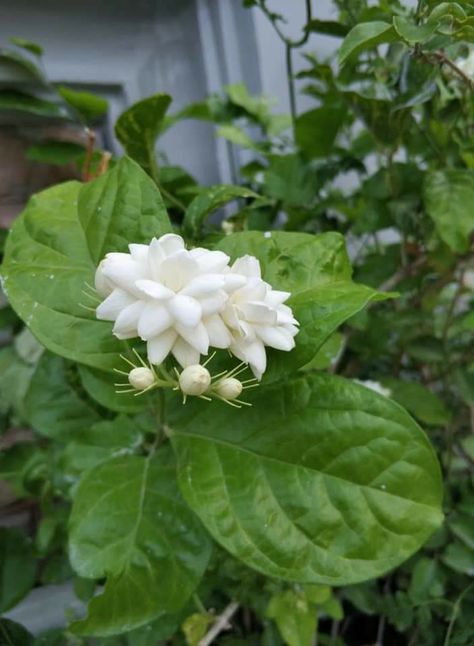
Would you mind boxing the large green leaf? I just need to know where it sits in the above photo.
[69,449,212,636]
[26,353,101,440]
[424,169,474,253]
[115,93,172,176]
[170,373,443,585]
[183,185,261,238]
[77,155,172,264]
[1,157,171,370]
[338,21,398,65]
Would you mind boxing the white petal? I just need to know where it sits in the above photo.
[168,294,202,327]
[230,338,266,380]
[266,290,291,306]
[223,273,247,293]
[180,274,226,297]
[276,305,298,325]
[175,321,209,354]
[95,261,114,297]
[96,289,134,321]
[222,304,241,331]
[147,329,177,364]
[112,301,145,339]
[231,255,261,278]
[255,325,295,351]
[199,292,228,316]
[160,251,199,292]
[172,338,200,368]
[239,320,257,341]
[147,238,167,281]
[204,315,232,349]
[101,257,147,295]
[191,248,230,273]
[159,233,185,256]
[135,279,174,300]
[245,340,267,379]
[235,278,267,303]
[137,302,173,340]
[128,243,149,265]
[238,302,278,325]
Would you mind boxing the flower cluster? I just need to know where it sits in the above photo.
[95,234,298,379]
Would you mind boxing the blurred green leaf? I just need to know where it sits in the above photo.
[58,85,108,123]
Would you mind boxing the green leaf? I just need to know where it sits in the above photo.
[26,140,84,165]
[424,169,474,253]
[0,89,63,118]
[170,373,443,585]
[61,416,142,476]
[295,105,347,159]
[0,347,34,420]
[267,589,317,646]
[57,86,108,123]
[338,21,398,65]
[1,158,171,371]
[408,557,441,603]
[0,528,36,612]
[69,449,212,636]
[10,37,43,56]
[115,93,172,176]
[217,124,260,151]
[78,156,172,265]
[78,364,147,414]
[442,541,474,575]
[25,352,101,440]
[263,154,317,206]
[182,613,213,646]
[183,185,260,238]
[0,619,34,646]
[392,17,439,43]
[380,379,451,427]
[306,19,349,37]
[0,48,44,81]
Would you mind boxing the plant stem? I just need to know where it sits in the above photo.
[256,0,313,134]
[193,593,207,614]
[286,44,297,135]
[198,601,239,646]
[444,583,474,646]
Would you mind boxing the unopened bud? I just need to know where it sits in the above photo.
[128,367,155,390]
[179,365,211,396]
[215,377,243,400]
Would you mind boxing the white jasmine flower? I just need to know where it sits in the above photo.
[179,364,211,396]
[354,379,391,398]
[221,255,299,379]
[95,234,244,368]
[128,367,155,390]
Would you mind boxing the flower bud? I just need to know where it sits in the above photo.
[179,365,211,396]
[128,367,155,390]
[215,377,243,400]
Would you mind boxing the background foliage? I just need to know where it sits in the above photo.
[0,1,473,644]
